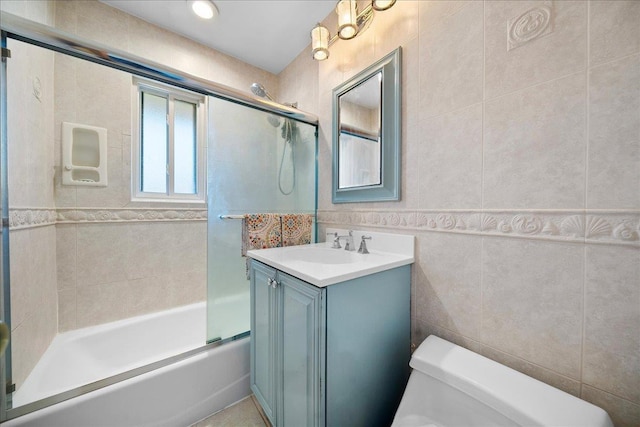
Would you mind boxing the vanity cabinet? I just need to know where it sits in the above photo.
[249,259,411,427]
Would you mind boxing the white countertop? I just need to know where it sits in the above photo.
[247,229,414,287]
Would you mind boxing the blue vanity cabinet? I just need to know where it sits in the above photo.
[250,261,325,427]
[278,272,325,427]
[250,259,411,427]
[250,261,279,424]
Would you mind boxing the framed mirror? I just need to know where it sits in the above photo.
[332,47,401,203]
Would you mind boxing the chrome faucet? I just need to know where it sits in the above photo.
[341,230,355,252]
[327,230,355,251]
[358,235,372,254]
[326,232,341,249]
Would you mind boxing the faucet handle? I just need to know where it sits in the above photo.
[326,232,341,249]
[358,235,372,254]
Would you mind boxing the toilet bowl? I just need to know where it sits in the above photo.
[392,335,613,427]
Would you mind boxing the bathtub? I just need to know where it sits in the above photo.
[6,300,251,427]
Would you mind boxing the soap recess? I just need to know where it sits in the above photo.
[62,122,107,186]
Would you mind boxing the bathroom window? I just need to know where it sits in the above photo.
[132,78,206,202]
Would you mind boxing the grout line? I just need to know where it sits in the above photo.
[480,0,486,343]
[589,51,640,71]
[484,69,587,105]
[481,0,486,211]
[580,0,591,395]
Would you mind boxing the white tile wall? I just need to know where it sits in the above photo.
[292,1,640,425]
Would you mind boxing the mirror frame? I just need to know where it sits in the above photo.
[332,47,401,203]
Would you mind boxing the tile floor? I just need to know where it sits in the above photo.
[191,395,267,427]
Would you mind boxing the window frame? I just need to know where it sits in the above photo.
[132,77,207,203]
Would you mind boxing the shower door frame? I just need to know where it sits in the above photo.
[0,11,318,422]
[0,29,12,424]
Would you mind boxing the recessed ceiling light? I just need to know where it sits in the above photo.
[191,0,218,20]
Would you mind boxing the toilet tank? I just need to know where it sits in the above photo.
[392,335,613,427]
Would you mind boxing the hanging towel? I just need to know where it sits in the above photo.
[241,213,282,256]
[282,214,313,247]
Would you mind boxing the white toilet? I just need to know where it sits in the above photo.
[392,335,613,427]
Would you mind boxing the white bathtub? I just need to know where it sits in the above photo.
[6,300,251,427]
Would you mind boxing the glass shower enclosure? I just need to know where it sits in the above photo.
[206,98,317,342]
[0,10,317,420]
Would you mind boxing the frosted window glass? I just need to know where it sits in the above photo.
[174,100,197,194]
[141,92,168,193]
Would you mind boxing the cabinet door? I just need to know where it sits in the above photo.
[278,273,325,427]
[250,261,278,425]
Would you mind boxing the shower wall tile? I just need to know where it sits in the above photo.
[483,73,586,209]
[582,385,640,427]
[9,226,58,391]
[589,1,640,67]
[417,103,483,209]
[484,0,587,100]
[587,54,640,210]
[414,233,482,339]
[481,238,583,379]
[126,15,172,66]
[170,268,208,307]
[74,60,131,145]
[418,1,483,119]
[56,224,77,291]
[57,289,77,333]
[75,0,129,51]
[75,147,129,208]
[583,245,640,404]
[11,296,57,392]
[76,280,136,328]
[170,35,211,80]
[76,223,130,287]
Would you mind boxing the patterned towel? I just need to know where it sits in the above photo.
[282,214,313,247]
[241,213,282,256]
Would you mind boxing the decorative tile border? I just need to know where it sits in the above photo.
[318,210,640,247]
[8,207,207,229]
[9,208,57,230]
[56,208,207,224]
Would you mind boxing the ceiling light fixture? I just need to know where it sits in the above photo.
[190,0,218,20]
[310,0,395,61]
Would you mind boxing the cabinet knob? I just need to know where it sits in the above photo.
[268,277,279,288]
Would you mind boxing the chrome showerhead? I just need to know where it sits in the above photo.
[250,82,274,101]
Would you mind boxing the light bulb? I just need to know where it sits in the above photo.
[311,24,330,61]
[372,0,396,11]
[336,0,358,40]
[191,1,217,20]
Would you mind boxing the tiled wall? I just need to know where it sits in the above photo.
[50,0,280,331]
[1,0,58,394]
[279,1,639,426]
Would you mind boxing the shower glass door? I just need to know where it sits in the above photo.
[206,97,316,343]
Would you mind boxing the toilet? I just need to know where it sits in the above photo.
[392,335,613,427]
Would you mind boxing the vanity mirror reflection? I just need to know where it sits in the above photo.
[332,47,401,203]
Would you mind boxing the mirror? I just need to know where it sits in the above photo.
[332,47,401,203]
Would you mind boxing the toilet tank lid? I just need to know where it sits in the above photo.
[410,336,613,427]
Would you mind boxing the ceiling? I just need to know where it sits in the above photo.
[100,0,336,74]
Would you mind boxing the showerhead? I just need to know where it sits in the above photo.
[250,82,274,101]
[252,82,280,127]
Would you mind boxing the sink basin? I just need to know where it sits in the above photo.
[285,247,359,264]
[247,230,414,287]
